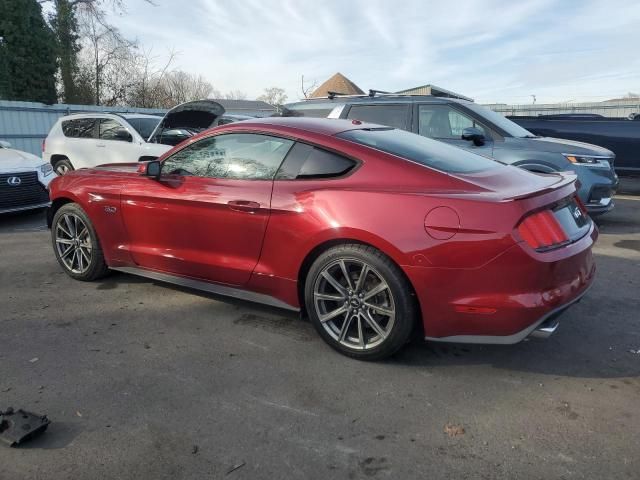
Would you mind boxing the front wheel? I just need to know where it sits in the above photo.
[305,244,417,360]
[51,203,109,281]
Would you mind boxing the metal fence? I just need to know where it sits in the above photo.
[485,100,640,118]
[0,100,167,156]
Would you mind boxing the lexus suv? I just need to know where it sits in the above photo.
[0,141,55,214]
[283,95,619,215]
[43,100,229,175]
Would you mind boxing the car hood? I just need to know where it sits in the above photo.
[0,147,43,171]
[147,99,225,144]
[523,136,614,157]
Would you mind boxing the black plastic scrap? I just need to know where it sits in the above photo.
[0,408,50,447]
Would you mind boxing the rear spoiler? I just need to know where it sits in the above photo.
[508,172,577,200]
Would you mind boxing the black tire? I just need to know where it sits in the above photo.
[305,244,417,360]
[53,158,74,176]
[51,203,109,281]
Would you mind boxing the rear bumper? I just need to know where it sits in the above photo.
[406,223,597,343]
[424,282,591,344]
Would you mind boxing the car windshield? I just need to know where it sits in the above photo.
[463,103,536,138]
[126,117,161,140]
[337,127,500,174]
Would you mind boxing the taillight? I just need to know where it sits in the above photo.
[517,210,569,251]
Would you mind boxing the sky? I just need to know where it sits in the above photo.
[106,0,640,104]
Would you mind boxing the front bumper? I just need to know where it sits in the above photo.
[0,201,51,214]
[584,179,619,215]
[576,168,619,215]
[405,223,597,343]
[0,170,51,214]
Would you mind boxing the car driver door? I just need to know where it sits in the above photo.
[121,133,294,286]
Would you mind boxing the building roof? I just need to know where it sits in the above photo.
[310,73,364,98]
[210,99,276,112]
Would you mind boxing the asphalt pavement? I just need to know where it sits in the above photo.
[0,178,638,479]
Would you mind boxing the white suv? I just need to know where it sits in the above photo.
[43,100,226,175]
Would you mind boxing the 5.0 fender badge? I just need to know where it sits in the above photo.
[104,206,117,214]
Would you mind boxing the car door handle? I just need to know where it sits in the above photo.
[96,143,106,147]
[227,200,261,213]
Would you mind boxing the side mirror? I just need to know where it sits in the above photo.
[461,127,486,146]
[0,140,11,148]
[138,160,161,179]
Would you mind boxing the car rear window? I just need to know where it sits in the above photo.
[61,118,97,138]
[336,128,499,174]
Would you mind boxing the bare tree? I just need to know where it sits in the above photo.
[224,90,247,100]
[158,70,216,107]
[301,75,318,99]
[76,3,137,105]
[257,87,288,109]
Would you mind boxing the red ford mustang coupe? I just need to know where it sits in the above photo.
[47,117,596,360]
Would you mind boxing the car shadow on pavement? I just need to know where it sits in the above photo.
[0,209,47,234]
[15,421,81,450]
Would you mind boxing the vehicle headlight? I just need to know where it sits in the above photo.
[39,163,54,176]
[562,154,610,167]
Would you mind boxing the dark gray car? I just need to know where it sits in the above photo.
[283,96,619,215]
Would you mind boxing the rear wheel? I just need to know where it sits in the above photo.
[51,203,109,281]
[305,244,416,360]
[53,158,74,176]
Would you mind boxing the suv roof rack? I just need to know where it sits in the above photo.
[311,85,474,102]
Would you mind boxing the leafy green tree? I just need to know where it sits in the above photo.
[0,0,58,103]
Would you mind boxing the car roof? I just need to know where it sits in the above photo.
[284,95,474,108]
[58,112,162,121]
[220,116,378,136]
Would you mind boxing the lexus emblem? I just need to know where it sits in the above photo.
[7,176,21,186]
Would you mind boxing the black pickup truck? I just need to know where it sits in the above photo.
[509,114,640,175]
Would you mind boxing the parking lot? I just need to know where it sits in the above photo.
[0,179,638,479]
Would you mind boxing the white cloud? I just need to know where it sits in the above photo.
[110,0,640,103]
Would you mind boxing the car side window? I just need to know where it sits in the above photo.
[99,119,132,142]
[418,105,487,139]
[346,104,409,129]
[162,133,294,180]
[276,143,356,180]
[61,118,97,138]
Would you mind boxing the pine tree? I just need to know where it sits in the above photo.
[0,0,58,103]
[49,0,81,103]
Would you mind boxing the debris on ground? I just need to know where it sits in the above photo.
[629,349,639,354]
[226,462,246,475]
[29,357,39,363]
[444,423,466,437]
[191,444,199,455]
[0,408,50,447]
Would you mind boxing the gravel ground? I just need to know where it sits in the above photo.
[0,178,638,479]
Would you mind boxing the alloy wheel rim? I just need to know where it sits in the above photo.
[55,213,92,274]
[313,258,396,350]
